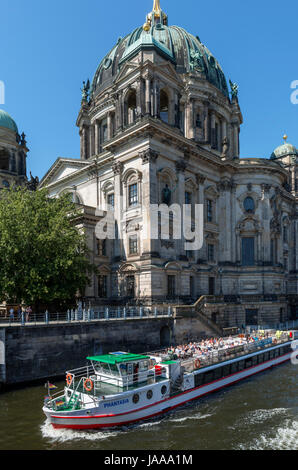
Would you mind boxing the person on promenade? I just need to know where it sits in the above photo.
[9,307,14,322]
[17,305,22,320]
[26,306,32,322]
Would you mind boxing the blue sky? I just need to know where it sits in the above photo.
[1,0,298,179]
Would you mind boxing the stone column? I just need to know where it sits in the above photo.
[231,181,237,263]
[176,160,186,257]
[187,99,194,139]
[136,79,142,118]
[81,126,89,160]
[90,125,95,157]
[145,76,151,116]
[203,103,209,143]
[261,184,272,263]
[233,123,239,158]
[112,162,124,260]
[210,112,216,149]
[107,113,112,140]
[94,121,100,155]
[140,149,159,258]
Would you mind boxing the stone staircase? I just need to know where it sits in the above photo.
[172,295,224,337]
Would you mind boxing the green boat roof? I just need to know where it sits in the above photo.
[87,353,150,365]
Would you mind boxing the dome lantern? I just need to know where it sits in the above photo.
[144,0,168,31]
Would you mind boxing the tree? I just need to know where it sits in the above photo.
[0,187,96,310]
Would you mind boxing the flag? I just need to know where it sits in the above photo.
[48,383,58,390]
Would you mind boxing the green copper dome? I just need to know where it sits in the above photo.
[92,20,229,99]
[0,109,18,133]
[270,142,298,160]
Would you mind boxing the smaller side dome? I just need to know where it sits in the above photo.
[0,109,18,133]
[270,136,297,160]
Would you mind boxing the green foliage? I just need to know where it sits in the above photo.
[0,187,96,309]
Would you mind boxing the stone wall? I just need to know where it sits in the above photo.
[0,318,174,386]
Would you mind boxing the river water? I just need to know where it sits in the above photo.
[0,361,297,451]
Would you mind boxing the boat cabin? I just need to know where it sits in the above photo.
[86,352,154,388]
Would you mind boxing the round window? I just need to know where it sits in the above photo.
[132,393,140,404]
[147,390,153,400]
[243,197,255,213]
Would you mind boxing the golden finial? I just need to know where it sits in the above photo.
[153,0,162,14]
[283,134,288,143]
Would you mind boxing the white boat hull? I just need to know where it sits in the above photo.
[43,351,291,430]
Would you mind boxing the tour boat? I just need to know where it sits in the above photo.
[43,330,297,430]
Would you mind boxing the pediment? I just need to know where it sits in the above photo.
[39,158,92,187]
[114,62,140,85]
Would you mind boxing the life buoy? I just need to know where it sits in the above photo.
[84,378,94,392]
[195,359,201,369]
[66,374,73,386]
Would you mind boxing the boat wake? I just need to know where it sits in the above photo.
[40,419,119,443]
[244,419,298,450]
[235,409,297,450]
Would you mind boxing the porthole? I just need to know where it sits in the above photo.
[132,393,140,404]
[161,385,167,395]
[147,390,153,400]
[103,58,112,70]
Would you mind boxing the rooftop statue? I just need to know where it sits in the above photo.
[81,79,90,101]
[229,80,239,100]
[27,171,40,192]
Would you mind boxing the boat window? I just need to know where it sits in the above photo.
[230,362,239,374]
[161,385,167,395]
[238,360,245,371]
[203,371,214,385]
[264,352,269,362]
[147,390,153,400]
[245,358,252,369]
[213,367,223,380]
[119,364,127,376]
[285,345,291,354]
[222,365,231,377]
[274,349,279,358]
[194,373,204,387]
[269,350,275,360]
[258,354,264,364]
[252,356,258,366]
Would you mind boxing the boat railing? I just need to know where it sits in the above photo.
[64,363,164,396]
[180,334,290,373]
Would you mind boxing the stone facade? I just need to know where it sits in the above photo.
[39,3,298,326]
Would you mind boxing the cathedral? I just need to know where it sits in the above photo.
[39,1,298,327]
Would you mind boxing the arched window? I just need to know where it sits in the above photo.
[62,190,83,205]
[160,90,169,123]
[243,197,255,213]
[0,149,10,171]
[126,90,137,125]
